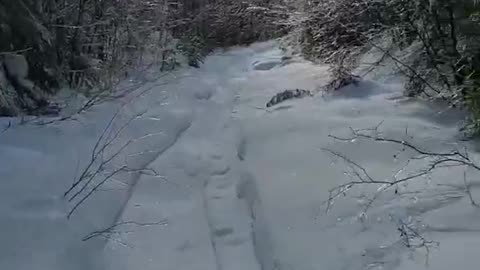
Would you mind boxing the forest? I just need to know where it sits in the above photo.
[0,0,289,116]
[2,0,480,133]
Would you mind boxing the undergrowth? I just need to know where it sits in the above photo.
[300,0,480,135]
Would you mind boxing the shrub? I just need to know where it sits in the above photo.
[301,0,480,134]
[0,0,186,116]
[300,0,388,63]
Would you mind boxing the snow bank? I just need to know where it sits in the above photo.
[234,42,480,270]
[0,72,193,270]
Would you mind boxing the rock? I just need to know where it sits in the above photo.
[1,55,50,115]
[0,64,9,89]
[70,55,91,71]
[33,103,60,116]
[266,89,313,108]
[253,60,282,71]
[324,71,362,92]
[188,60,200,68]
[17,77,35,90]
[0,63,20,116]
[3,54,29,79]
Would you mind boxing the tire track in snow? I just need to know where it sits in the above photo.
[202,137,262,270]
[188,102,262,270]
[103,55,266,269]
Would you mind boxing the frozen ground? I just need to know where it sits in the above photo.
[1,41,480,270]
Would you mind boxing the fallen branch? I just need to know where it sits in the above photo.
[63,105,167,218]
[324,123,480,213]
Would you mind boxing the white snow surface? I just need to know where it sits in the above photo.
[1,41,480,270]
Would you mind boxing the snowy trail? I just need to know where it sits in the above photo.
[104,46,263,270]
[2,41,480,270]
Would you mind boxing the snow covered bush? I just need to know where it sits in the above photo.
[302,0,480,134]
[176,32,208,68]
[381,0,480,134]
[300,0,388,63]
[0,0,182,116]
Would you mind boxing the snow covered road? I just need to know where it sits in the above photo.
[2,41,480,270]
[104,47,262,270]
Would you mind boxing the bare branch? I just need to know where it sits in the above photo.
[67,165,127,219]
[324,126,480,213]
[82,219,168,241]
[464,171,478,207]
[396,217,439,267]
[322,148,374,182]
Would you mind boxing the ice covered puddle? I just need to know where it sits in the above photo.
[1,41,480,270]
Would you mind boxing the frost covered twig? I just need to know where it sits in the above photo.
[63,105,166,218]
[67,166,127,219]
[82,219,168,241]
[324,124,480,213]
[34,73,179,126]
[464,171,478,207]
[395,217,439,266]
[64,109,132,198]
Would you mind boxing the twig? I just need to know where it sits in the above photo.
[322,148,374,182]
[329,126,474,167]
[34,70,180,126]
[64,107,158,218]
[396,217,438,267]
[464,171,478,207]
[324,125,480,212]
[82,219,168,241]
[63,110,123,198]
[67,166,127,219]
